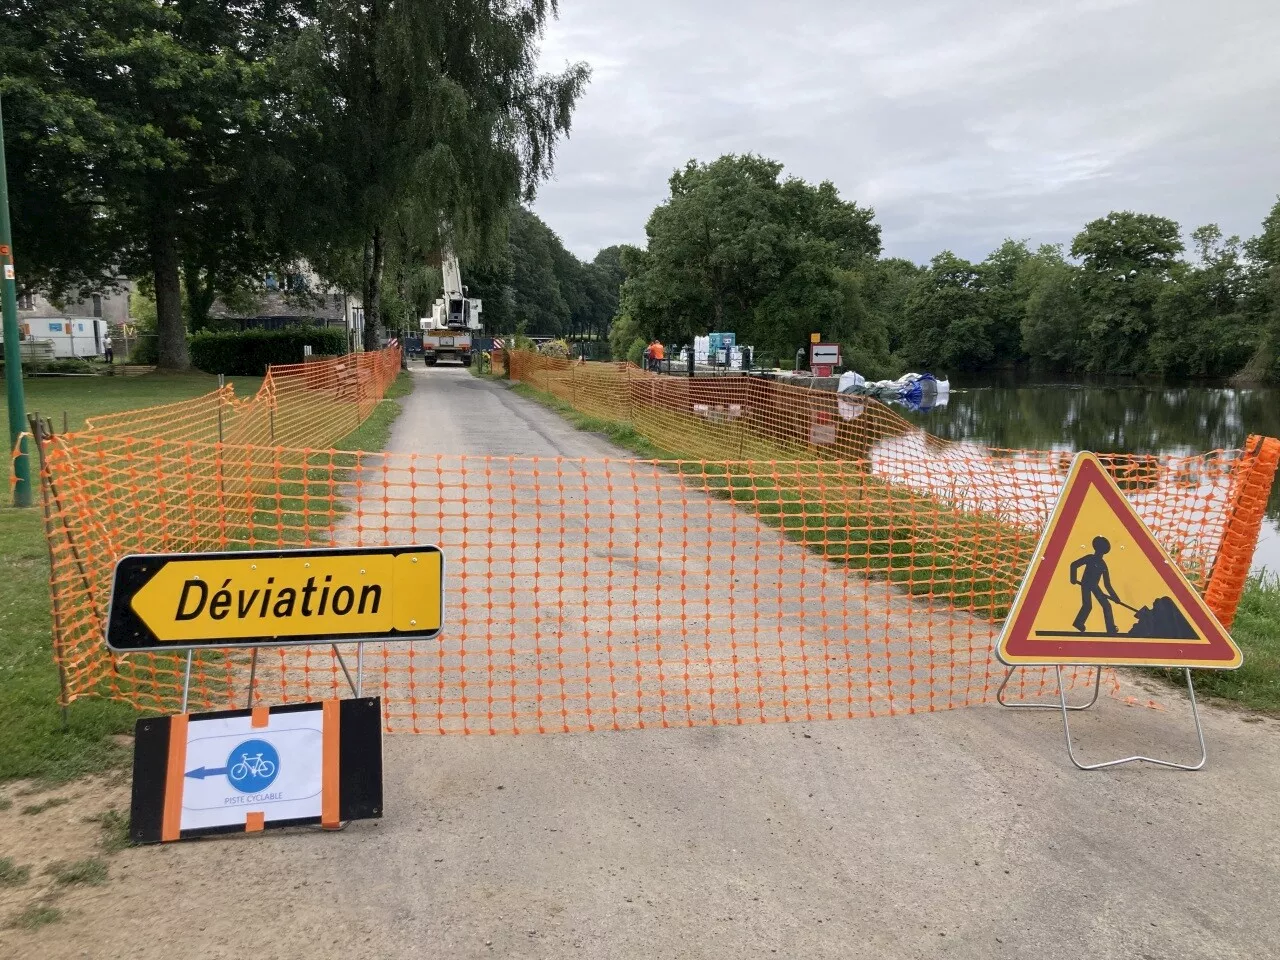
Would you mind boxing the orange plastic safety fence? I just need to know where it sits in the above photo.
[34,347,1280,733]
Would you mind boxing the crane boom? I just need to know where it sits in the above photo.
[419,246,483,366]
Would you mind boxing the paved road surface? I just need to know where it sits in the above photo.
[16,366,1280,960]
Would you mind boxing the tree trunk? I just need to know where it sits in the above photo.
[362,227,385,352]
[150,202,189,370]
[183,262,217,334]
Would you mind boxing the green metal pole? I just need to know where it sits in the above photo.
[0,98,31,507]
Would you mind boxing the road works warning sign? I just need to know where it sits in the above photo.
[106,546,444,652]
[997,452,1242,669]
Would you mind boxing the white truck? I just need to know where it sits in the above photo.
[420,251,482,366]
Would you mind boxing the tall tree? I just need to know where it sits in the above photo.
[2,0,309,368]
[1150,226,1253,377]
[1071,211,1184,374]
[1238,197,1280,381]
[0,0,122,300]
[900,252,993,371]
[980,239,1033,362]
[293,0,589,350]
[1020,246,1084,371]
[616,154,880,352]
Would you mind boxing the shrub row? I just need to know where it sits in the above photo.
[190,327,349,377]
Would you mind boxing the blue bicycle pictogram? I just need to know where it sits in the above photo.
[225,739,280,794]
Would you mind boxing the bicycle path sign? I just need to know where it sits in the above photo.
[130,698,383,843]
[106,545,444,652]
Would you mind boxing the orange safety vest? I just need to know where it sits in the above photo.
[651,343,665,360]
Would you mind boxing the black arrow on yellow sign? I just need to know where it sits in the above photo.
[106,546,444,652]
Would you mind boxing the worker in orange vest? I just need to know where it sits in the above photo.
[650,339,665,372]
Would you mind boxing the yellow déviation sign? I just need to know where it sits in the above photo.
[107,546,444,652]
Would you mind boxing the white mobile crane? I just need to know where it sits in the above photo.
[420,250,483,366]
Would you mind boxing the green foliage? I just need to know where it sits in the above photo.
[614,163,1280,381]
[0,358,102,376]
[290,1,589,348]
[1,0,311,369]
[626,337,647,367]
[1185,576,1280,712]
[188,328,349,377]
[900,252,992,372]
[616,154,881,359]
[468,209,623,339]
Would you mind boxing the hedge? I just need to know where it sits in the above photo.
[190,327,349,376]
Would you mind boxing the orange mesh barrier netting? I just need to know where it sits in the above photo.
[32,348,1279,732]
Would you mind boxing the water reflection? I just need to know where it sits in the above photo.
[886,380,1280,573]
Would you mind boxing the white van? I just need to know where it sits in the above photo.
[3,318,112,359]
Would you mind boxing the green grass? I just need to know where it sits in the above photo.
[0,370,262,434]
[8,902,62,930]
[1184,575,1280,713]
[89,809,131,853]
[0,857,31,887]
[0,370,411,784]
[509,383,682,460]
[46,858,108,886]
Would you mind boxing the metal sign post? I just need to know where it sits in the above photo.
[0,97,32,507]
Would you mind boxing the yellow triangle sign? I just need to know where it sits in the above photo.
[997,452,1242,669]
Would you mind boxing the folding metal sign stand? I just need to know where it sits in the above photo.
[994,451,1242,773]
[237,642,366,710]
[996,664,1101,712]
[996,664,1207,771]
[1054,665,1206,771]
[174,631,371,713]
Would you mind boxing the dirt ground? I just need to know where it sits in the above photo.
[6,367,1279,960]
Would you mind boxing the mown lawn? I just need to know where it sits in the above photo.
[0,370,411,783]
[0,370,263,433]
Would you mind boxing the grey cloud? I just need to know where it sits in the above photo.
[533,0,1280,263]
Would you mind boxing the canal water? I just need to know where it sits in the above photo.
[890,378,1280,574]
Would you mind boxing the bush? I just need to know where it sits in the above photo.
[128,335,158,366]
[189,327,349,376]
[538,338,573,360]
[626,337,647,367]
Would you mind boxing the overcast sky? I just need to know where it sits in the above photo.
[532,0,1280,264]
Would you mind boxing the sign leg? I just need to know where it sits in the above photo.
[356,641,364,699]
[332,644,359,698]
[180,650,193,714]
[997,664,1100,711]
[1056,666,1207,771]
[245,648,259,709]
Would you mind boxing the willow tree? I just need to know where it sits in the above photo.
[294,0,589,349]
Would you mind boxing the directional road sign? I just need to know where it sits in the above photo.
[106,545,444,652]
[997,452,1241,669]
